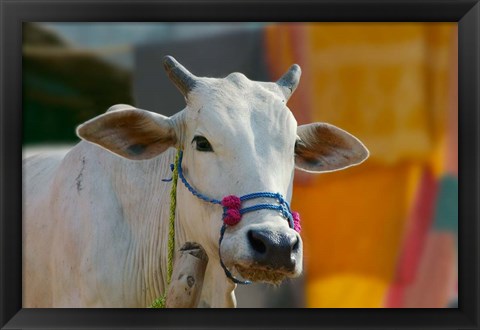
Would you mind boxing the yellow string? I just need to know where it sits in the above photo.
[150,149,181,308]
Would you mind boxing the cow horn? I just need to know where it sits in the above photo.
[276,64,301,101]
[163,55,197,97]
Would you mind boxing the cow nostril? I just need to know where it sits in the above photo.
[248,230,267,254]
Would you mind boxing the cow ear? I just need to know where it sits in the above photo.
[76,105,177,160]
[295,123,369,173]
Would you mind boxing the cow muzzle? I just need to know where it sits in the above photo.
[247,228,300,271]
[227,223,303,284]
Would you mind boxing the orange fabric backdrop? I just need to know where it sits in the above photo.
[265,23,456,307]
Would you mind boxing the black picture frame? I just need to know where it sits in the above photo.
[1,0,478,329]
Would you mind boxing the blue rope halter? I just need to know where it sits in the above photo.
[174,150,297,285]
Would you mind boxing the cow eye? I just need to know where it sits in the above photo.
[294,139,301,152]
[193,136,214,152]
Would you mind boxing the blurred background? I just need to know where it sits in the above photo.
[23,22,458,308]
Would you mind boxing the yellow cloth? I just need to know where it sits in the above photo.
[266,23,453,166]
[265,23,455,307]
[307,274,388,308]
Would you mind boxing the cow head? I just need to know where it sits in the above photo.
[77,56,369,286]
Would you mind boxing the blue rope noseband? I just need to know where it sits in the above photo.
[174,150,299,285]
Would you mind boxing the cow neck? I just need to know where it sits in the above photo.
[150,150,180,308]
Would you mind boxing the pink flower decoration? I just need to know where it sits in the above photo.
[221,195,241,210]
[292,211,301,233]
[222,195,242,226]
[224,209,242,226]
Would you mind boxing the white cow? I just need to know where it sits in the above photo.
[23,56,368,308]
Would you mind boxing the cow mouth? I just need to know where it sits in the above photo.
[235,264,292,285]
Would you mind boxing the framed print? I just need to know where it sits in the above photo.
[1,0,479,329]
